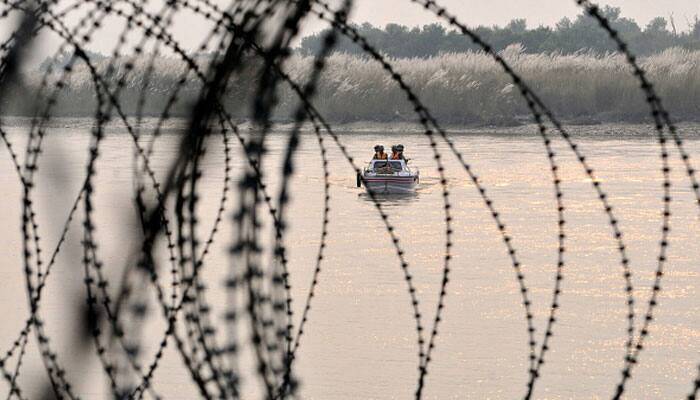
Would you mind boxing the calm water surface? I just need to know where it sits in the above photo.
[0,120,699,399]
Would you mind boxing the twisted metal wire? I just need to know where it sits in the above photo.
[0,0,697,399]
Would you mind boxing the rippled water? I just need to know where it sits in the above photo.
[1,120,699,399]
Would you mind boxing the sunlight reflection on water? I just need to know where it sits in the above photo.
[0,121,699,399]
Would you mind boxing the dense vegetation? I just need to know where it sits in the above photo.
[300,7,700,58]
[6,45,700,125]
[9,6,697,125]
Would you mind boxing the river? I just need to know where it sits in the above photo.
[0,119,698,399]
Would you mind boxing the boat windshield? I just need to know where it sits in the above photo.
[371,160,405,173]
[388,161,404,172]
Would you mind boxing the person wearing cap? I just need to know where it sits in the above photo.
[390,144,406,160]
[396,144,406,161]
[373,145,387,160]
[389,145,399,160]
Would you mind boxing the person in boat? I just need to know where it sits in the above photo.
[389,145,399,160]
[373,144,387,160]
[396,144,406,161]
[390,144,406,161]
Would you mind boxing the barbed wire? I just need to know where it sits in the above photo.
[0,0,697,399]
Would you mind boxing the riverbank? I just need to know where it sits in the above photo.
[2,116,699,140]
[3,46,700,125]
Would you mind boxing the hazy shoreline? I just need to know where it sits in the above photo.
[2,116,699,139]
[3,46,700,126]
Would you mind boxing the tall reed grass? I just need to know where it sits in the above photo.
[6,45,700,125]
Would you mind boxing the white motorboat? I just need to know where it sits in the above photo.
[357,159,419,194]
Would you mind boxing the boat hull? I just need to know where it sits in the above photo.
[363,175,418,194]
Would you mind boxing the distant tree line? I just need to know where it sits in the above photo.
[299,6,700,57]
